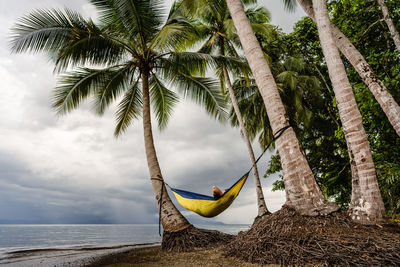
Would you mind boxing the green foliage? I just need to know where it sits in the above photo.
[253,0,400,214]
[328,0,400,215]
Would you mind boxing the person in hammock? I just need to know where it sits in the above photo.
[212,186,226,200]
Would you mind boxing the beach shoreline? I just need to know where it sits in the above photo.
[0,243,160,267]
[0,242,268,267]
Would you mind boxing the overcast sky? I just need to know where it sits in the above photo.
[0,0,305,224]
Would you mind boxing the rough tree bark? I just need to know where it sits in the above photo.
[220,41,269,218]
[376,0,400,52]
[312,0,386,224]
[142,70,190,232]
[297,0,400,137]
[225,0,338,216]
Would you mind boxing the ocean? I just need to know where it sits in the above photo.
[0,224,249,257]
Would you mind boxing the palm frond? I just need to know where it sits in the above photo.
[55,22,128,72]
[282,0,298,12]
[242,0,258,6]
[10,8,89,54]
[170,72,227,122]
[277,71,297,90]
[149,75,179,130]
[251,23,277,42]
[160,52,212,76]
[114,76,142,136]
[92,64,134,115]
[52,68,109,115]
[150,7,197,51]
[246,6,271,24]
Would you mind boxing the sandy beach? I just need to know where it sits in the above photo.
[0,243,267,267]
[84,245,266,267]
[0,243,160,267]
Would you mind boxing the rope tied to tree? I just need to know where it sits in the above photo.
[150,177,168,236]
[151,125,291,236]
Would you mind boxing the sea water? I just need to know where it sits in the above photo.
[0,224,249,257]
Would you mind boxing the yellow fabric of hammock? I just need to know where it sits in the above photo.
[170,173,249,218]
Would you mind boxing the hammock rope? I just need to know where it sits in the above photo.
[151,125,291,236]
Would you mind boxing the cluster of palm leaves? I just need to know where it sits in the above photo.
[11,0,244,134]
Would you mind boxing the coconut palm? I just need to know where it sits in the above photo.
[311,0,386,224]
[376,0,400,52]
[179,0,276,218]
[295,0,400,137]
[231,57,321,149]
[10,0,230,237]
[225,0,338,216]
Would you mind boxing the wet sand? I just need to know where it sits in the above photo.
[0,243,159,267]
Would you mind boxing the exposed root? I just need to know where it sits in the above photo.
[162,225,234,252]
[252,211,271,226]
[225,206,400,266]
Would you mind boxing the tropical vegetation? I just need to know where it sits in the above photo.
[9,0,400,257]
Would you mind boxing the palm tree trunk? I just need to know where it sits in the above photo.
[297,0,400,137]
[225,0,338,216]
[377,0,400,52]
[142,70,190,232]
[312,0,386,224]
[219,40,269,217]
[222,66,269,217]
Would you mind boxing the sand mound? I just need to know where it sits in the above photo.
[225,206,400,266]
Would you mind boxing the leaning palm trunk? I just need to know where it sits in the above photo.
[377,0,400,52]
[312,0,386,224]
[222,66,269,217]
[297,0,400,137]
[225,0,338,216]
[141,71,190,232]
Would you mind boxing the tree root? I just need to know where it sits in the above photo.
[162,225,234,252]
[225,206,400,266]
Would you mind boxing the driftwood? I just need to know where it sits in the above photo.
[162,225,233,252]
[224,206,400,266]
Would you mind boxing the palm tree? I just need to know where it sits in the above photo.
[10,0,229,238]
[179,0,276,218]
[311,0,386,224]
[376,0,400,52]
[231,57,323,149]
[295,0,400,137]
[225,0,339,216]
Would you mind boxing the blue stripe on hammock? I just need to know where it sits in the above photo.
[170,173,249,201]
[171,188,215,201]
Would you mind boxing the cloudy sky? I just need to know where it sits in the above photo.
[0,0,305,224]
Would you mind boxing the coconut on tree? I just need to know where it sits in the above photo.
[10,0,238,249]
[178,0,277,219]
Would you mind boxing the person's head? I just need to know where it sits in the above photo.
[212,186,217,190]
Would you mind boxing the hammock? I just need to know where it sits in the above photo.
[151,126,290,235]
[159,126,290,218]
[169,172,249,218]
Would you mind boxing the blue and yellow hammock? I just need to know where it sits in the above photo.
[161,126,290,219]
[168,172,249,218]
